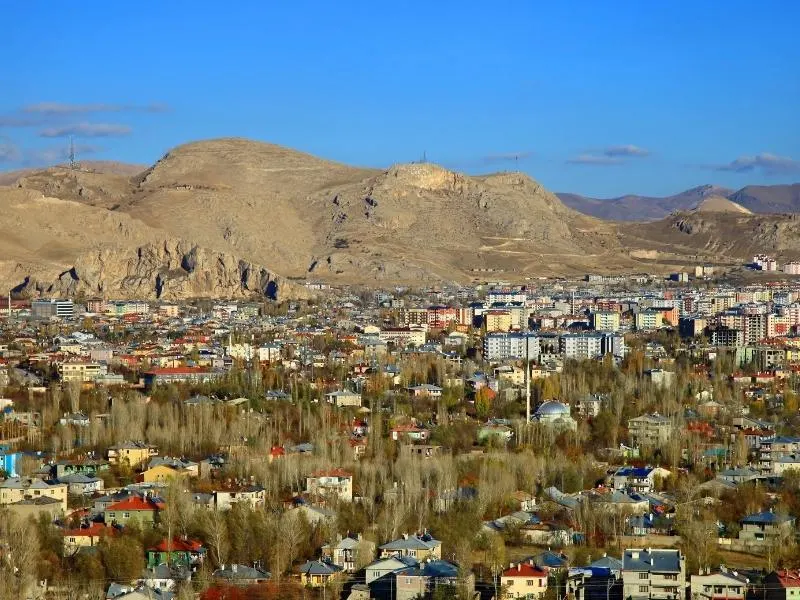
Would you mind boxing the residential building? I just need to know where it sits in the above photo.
[379,533,442,560]
[322,534,374,573]
[105,495,163,526]
[298,560,342,587]
[146,538,205,568]
[592,311,621,332]
[58,361,108,382]
[306,469,353,503]
[0,477,68,513]
[108,441,158,469]
[621,548,685,600]
[484,332,540,361]
[764,570,800,600]
[690,570,748,600]
[501,561,549,599]
[612,466,670,495]
[738,510,795,547]
[379,327,426,347]
[325,390,362,407]
[628,414,673,447]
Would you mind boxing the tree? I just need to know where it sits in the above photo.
[100,535,145,582]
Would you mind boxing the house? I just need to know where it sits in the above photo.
[365,555,419,584]
[396,559,473,600]
[379,533,442,560]
[764,570,800,600]
[0,477,68,513]
[612,466,670,494]
[322,534,374,573]
[716,467,759,485]
[501,561,549,599]
[212,564,271,586]
[139,563,191,592]
[391,423,430,442]
[621,548,685,600]
[108,441,158,469]
[54,459,110,480]
[141,463,193,483]
[105,495,163,526]
[325,390,362,408]
[690,569,748,600]
[738,510,795,546]
[58,472,104,495]
[62,521,114,555]
[306,469,353,503]
[147,537,206,568]
[407,384,443,399]
[214,485,266,510]
[298,560,342,587]
[627,414,673,447]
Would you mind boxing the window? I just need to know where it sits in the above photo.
[527,580,534,586]
[639,573,649,580]
[639,586,649,593]
[664,574,677,581]
[123,512,130,519]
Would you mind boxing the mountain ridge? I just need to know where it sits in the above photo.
[557,183,799,221]
[2,137,800,299]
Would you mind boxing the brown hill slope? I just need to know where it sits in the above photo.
[0,187,306,300]
[116,138,632,282]
[3,137,800,297]
[692,195,752,214]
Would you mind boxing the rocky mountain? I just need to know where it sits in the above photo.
[2,137,799,300]
[729,183,800,214]
[557,185,731,221]
[558,184,800,221]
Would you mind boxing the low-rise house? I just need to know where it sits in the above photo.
[325,390,362,407]
[306,469,353,503]
[690,569,748,600]
[365,555,418,585]
[62,521,114,555]
[501,561,549,599]
[738,510,795,546]
[212,564,271,586]
[612,466,670,494]
[147,537,206,568]
[139,563,191,593]
[717,467,759,485]
[379,533,442,561]
[298,560,342,587]
[407,384,443,399]
[108,441,158,469]
[213,485,266,510]
[764,570,800,600]
[397,559,472,600]
[322,534,374,573]
[621,548,685,600]
[54,459,110,480]
[105,495,163,526]
[59,473,104,495]
[0,477,68,513]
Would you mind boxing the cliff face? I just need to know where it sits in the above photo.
[6,240,307,301]
[0,187,308,300]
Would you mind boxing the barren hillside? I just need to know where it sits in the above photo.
[2,137,800,299]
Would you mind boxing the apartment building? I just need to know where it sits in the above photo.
[592,311,621,332]
[628,414,673,447]
[58,361,108,383]
[622,548,685,600]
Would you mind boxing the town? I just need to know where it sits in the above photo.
[1,268,800,600]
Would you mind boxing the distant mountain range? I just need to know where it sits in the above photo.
[557,183,800,221]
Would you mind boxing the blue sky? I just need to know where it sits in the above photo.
[1,0,799,197]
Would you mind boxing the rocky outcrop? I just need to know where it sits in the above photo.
[6,239,307,301]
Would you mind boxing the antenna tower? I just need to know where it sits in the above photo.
[68,136,78,170]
